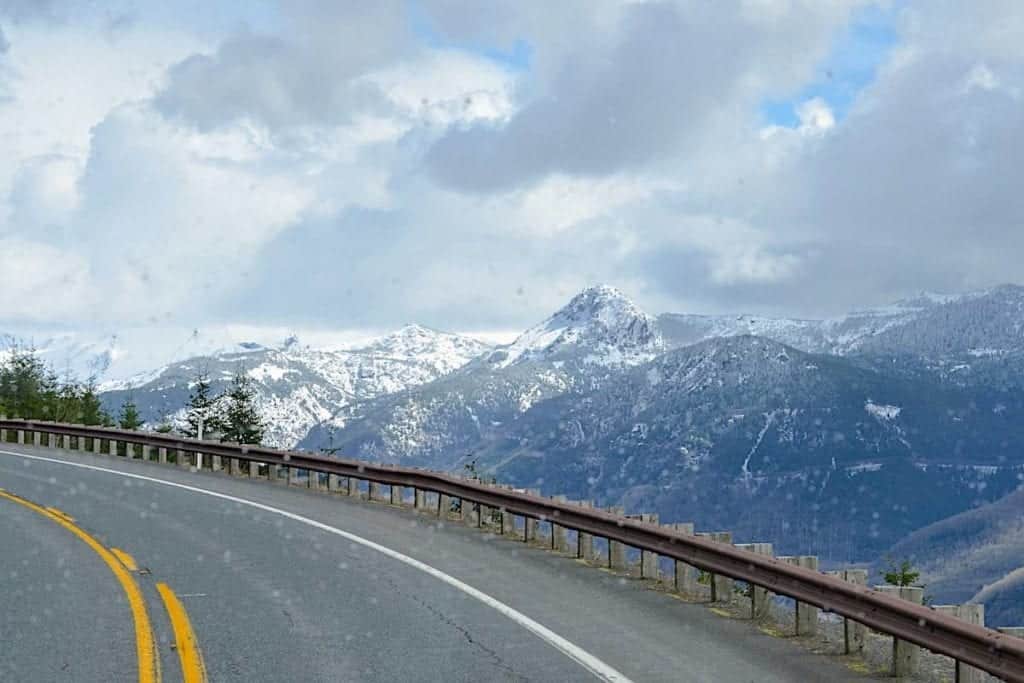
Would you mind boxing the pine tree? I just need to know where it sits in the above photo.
[79,379,110,426]
[220,368,263,445]
[0,344,49,418]
[118,396,144,430]
[185,369,221,438]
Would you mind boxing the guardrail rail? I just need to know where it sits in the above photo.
[2,418,1023,682]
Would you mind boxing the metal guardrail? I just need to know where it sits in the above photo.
[3,419,1023,681]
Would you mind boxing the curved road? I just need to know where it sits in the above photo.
[0,444,874,682]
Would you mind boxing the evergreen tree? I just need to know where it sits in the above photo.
[118,396,144,430]
[79,379,110,426]
[185,369,221,438]
[0,344,49,418]
[220,368,263,445]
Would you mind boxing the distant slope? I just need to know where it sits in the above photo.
[884,486,1024,626]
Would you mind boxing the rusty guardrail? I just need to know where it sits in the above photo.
[3,419,1023,681]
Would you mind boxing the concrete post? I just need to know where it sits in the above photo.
[61,434,70,450]
[328,474,342,492]
[347,477,360,497]
[605,506,628,571]
[80,436,89,453]
[288,467,301,486]
[479,503,494,528]
[780,556,820,635]
[158,447,168,464]
[736,543,774,618]
[94,438,103,455]
[229,458,242,476]
[33,431,41,447]
[463,500,480,526]
[875,585,924,677]
[308,471,321,491]
[178,450,190,469]
[369,482,383,502]
[501,508,518,539]
[390,485,403,506]
[439,494,452,519]
[0,428,5,443]
[637,513,660,580]
[550,495,570,553]
[108,439,118,456]
[249,461,260,478]
[414,488,426,510]
[211,455,222,471]
[828,569,867,653]
[17,430,25,445]
[577,500,597,562]
[664,523,699,594]
[522,489,541,542]
[47,432,55,448]
[700,532,734,602]
[935,604,985,683]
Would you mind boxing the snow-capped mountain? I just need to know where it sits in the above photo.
[484,284,664,369]
[300,285,665,461]
[100,325,492,448]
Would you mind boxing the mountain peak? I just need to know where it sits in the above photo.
[487,285,663,368]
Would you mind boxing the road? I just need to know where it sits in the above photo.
[0,443,876,682]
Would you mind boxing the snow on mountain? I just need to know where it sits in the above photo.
[485,285,664,369]
[100,325,493,448]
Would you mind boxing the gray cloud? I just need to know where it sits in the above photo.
[424,1,854,193]
[154,1,414,131]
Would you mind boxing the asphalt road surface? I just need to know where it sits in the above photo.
[0,443,877,682]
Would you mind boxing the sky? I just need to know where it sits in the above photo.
[1,0,1023,337]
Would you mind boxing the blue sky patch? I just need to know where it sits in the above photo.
[760,3,901,128]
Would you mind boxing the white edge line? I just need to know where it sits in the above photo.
[0,448,632,683]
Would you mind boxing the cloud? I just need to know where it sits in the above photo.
[4,1,1024,334]
[424,0,859,193]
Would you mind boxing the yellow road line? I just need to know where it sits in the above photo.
[0,490,160,683]
[111,548,139,571]
[156,582,208,683]
[46,506,75,522]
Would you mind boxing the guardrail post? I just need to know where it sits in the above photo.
[346,476,359,497]
[414,488,426,510]
[827,569,867,653]
[607,506,627,571]
[308,470,321,490]
[328,474,342,492]
[17,429,25,445]
[390,485,403,506]
[664,523,699,594]
[0,428,6,442]
[875,585,923,676]
[439,493,452,519]
[524,489,541,542]
[178,448,189,469]
[577,500,597,562]
[700,532,734,602]
[47,432,55,448]
[638,513,660,580]
[80,436,89,453]
[935,604,985,683]
[369,482,382,502]
[33,430,41,447]
[61,434,70,450]
[158,447,168,464]
[550,495,570,553]
[211,454,223,472]
[288,467,301,486]
[736,543,774,618]
[780,556,820,634]
[229,457,242,476]
[108,438,118,456]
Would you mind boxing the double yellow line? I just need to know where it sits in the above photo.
[0,490,206,682]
